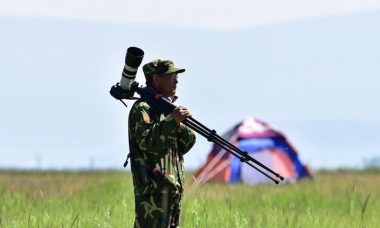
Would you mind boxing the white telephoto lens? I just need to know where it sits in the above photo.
[120,65,138,90]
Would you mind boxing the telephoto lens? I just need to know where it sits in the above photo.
[120,47,145,90]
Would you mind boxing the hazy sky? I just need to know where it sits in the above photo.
[1,1,380,171]
[2,0,380,29]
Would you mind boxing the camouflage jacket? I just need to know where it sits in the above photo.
[128,98,196,196]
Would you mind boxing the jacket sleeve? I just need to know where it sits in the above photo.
[176,123,196,155]
[130,101,179,155]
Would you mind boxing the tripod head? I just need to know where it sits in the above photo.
[110,81,140,100]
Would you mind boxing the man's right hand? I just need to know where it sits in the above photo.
[171,106,192,124]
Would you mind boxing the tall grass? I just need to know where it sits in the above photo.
[0,170,379,227]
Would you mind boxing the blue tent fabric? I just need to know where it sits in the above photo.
[229,156,241,184]
[238,138,276,152]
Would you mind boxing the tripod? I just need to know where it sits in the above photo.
[114,82,284,184]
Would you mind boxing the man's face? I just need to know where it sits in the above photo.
[155,73,178,98]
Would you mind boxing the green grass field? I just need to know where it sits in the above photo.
[0,170,379,228]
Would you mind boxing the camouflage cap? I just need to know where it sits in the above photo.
[143,59,185,78]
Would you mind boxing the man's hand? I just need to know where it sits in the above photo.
[171,106,192,124]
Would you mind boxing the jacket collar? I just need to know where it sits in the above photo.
[146,86,178,103]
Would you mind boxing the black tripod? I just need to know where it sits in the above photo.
[115,82,284,184]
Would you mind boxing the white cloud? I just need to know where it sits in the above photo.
[1,0,380,29]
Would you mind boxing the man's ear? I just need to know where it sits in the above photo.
[153,74,159,85]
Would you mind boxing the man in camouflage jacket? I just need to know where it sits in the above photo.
[128,59,196,228]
